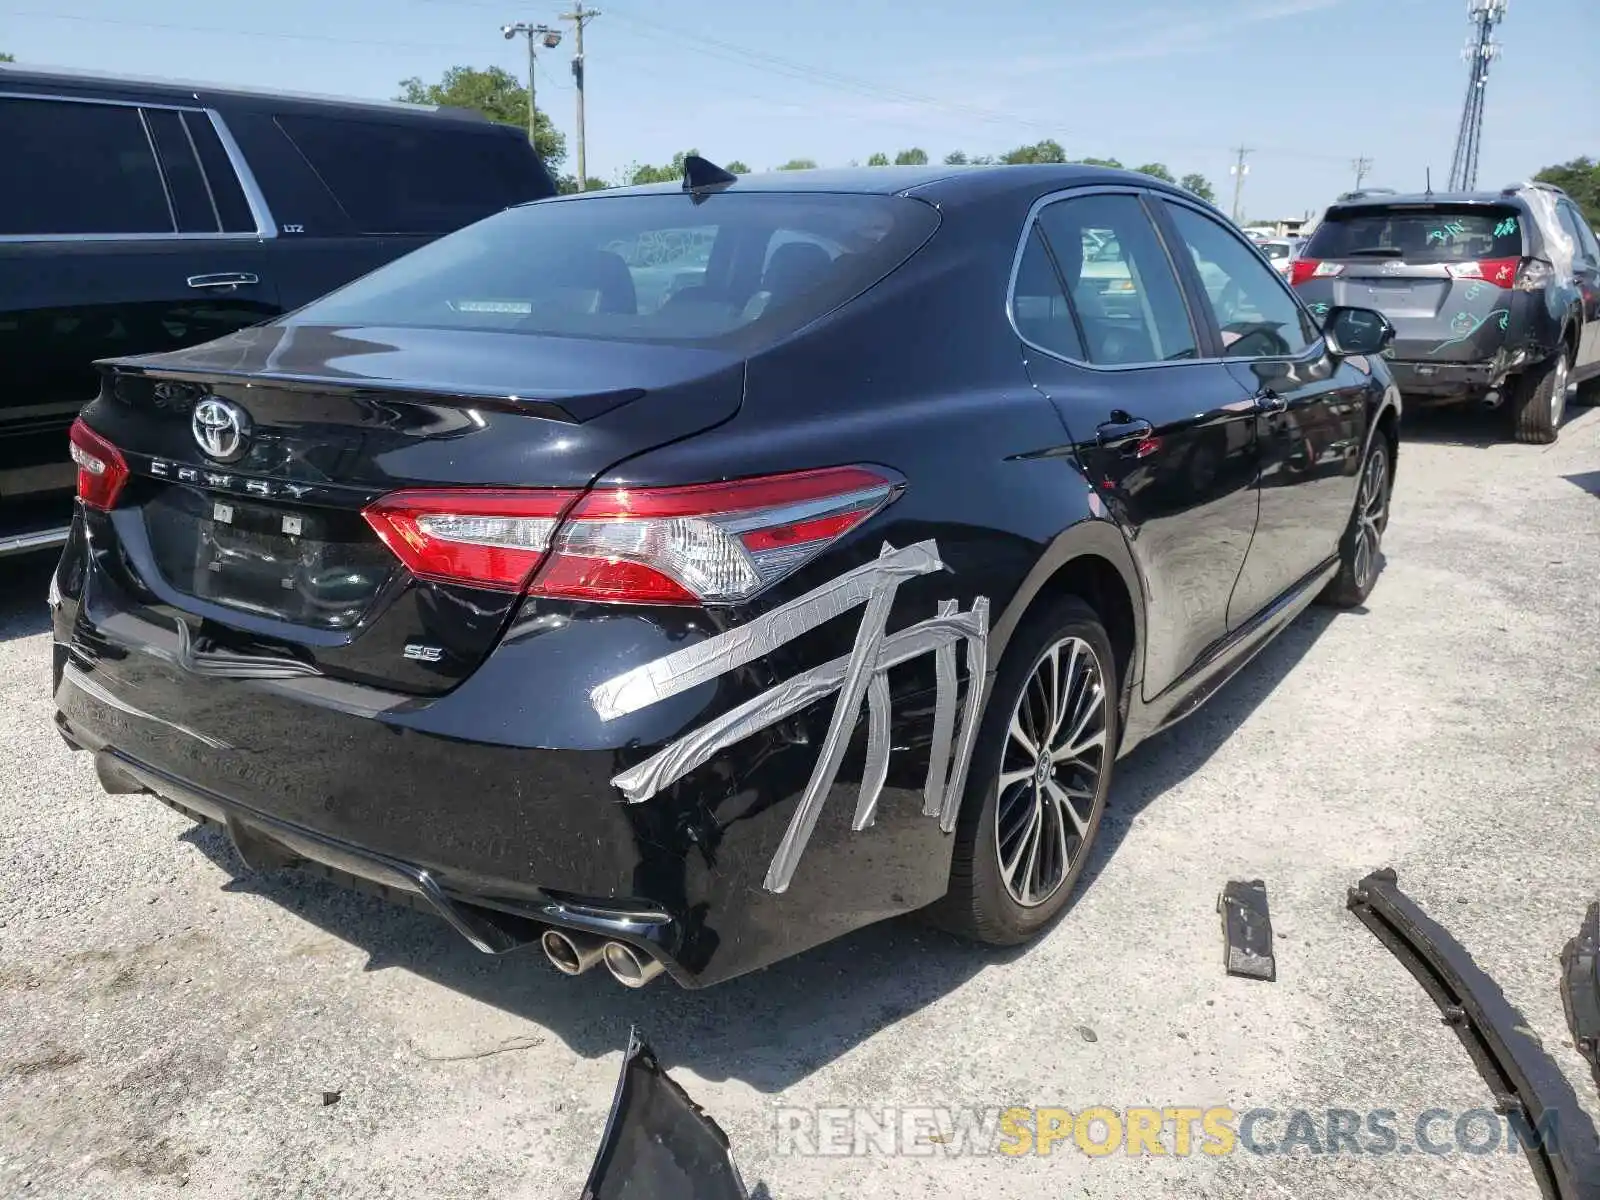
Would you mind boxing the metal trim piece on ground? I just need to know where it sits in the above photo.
[1348,868,1600,1200]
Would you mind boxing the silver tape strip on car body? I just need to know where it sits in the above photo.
[764,560,906,892]
[602,538,990,894]
[922,599,959,818]
[589,540,944,722]
[610,607,986,805]
[63,664,233,750]
[855,673,892,831]
[938,597,990,833]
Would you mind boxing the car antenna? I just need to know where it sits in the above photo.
[1424,167,1433,198]
[682,154,737,198]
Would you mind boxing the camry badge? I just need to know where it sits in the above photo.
[191,397,251,463]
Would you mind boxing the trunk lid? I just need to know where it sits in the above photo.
[86,323,743,693]
[1295,201,1525,362]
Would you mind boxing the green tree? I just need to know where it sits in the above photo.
[866,152,890,167]
[628,149,700,186]
[725,160,750,174]
[0,52,14,62]
[1000,139,1067,165]
[1135,162,1175,183]
[777,158,818,171]
[1535,157,1600,226]
[944,150,969,165]
[397,66,565,168]
[556,175,609,194]
[894,147,928,166]
[1074,155,1123,169]
[1180,172,1217,204]
[970,154,996,165]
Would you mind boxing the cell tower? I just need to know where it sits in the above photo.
[1446,0,1507,192]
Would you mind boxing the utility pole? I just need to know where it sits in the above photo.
[1351,155,1373,191]
[560,2,600,185]
[501,21,562,155]
[1228,146,1252,224]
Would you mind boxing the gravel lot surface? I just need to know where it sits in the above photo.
[2,403,1598,1199]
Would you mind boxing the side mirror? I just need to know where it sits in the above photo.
[1323,306,1395,357]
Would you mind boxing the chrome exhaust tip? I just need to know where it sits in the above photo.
[602,941,665,988]
[1481,389,1502,409]
[541,929,607,976]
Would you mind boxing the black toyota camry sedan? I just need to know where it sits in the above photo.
[50,162,1401,987]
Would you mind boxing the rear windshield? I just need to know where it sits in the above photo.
[1305,204,1524,263]
[1261,242,1293,260]
[285,192,940,348]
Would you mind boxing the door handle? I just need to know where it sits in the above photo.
[1096,416,1155,452]
[1254,391,1288,414]
[187,272,260,290]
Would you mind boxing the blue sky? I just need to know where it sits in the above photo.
[3,0,1594,218]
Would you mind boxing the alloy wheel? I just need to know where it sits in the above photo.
[1551,352,1571,428]
[993,636,1108,907]
[1353,446,1389,593]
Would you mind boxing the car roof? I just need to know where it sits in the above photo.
[548,163,1197,207]
[0,62,487,122]
[1324,190,1527,214]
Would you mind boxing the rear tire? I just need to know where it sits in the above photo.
[1318,433,1392,609]
[932,597,1117,945]
[1511,347,1571,444]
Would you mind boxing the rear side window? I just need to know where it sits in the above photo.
[184,113,257,233]
[284,192,940,350]
[1011,225,1084,360]
[274,114,551,234]
[0,97,171,235]
[1035,194,1197,366]
[143,108,218,234]
[1305,204,1524,264]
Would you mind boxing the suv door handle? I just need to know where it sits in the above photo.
[187,272,260,290]
[1254,391,1288,414]
[1096,416,1154,451]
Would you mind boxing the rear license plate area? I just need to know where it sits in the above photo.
[143,487,397,629]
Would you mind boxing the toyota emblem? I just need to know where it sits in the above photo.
[191,397,251,463]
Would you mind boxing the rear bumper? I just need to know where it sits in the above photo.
[50,512,968,987]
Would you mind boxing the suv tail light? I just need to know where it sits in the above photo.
[68,419,129,511]
[1447,256,1522,288]
[1513,257,1554,292]
[1289,259,1343,286]
[363,466,902,604]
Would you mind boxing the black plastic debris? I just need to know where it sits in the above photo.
[1219,879,1276,981]
[582,1029,748,1200]
[1349,868,1600,1200]
[1560,901,1600,1092]
[321,1090,341,1107]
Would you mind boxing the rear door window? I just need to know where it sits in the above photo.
[1010,225,1084,360]
[0,97,172,235]
[1163,202,1319,359]
[284,192,940,350]
[142,108,219,234]
[1034,194,1198,366]
[1304,204,1524,264]
[273,114,550,234]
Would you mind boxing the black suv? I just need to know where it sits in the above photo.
[1292,182,1600,443]
[0,64,555,556]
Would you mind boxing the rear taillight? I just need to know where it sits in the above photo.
[1447,256,1522,288]
[68,418,129,511]
[1289,259,1342,286]
[1513,257,1553,292]
[363,466,901,604]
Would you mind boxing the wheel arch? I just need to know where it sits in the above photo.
[990,517,1145,727]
